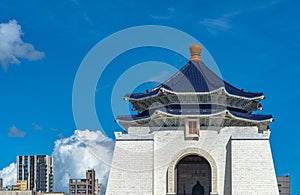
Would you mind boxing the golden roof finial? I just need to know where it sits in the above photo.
[189,44,202,62]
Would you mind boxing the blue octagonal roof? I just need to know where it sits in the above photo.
[126,61,264,100]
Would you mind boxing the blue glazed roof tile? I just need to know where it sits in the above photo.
[126,61,263,99]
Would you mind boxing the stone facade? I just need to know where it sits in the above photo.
[231,136,279,194]
[106,137,153,194]
[106,126,279,194]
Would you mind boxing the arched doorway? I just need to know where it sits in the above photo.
[175,155,211,195]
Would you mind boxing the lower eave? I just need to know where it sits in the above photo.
[116,109,273,124]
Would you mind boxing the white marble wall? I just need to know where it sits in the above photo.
[106,127,278,195]
[231,138,279,195]
[106,138,153,195]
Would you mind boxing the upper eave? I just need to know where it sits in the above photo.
[125,61,264,101]
[125,86,264,101]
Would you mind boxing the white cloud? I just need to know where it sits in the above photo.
[0,163,17,187]
[150,7,175,20]
[8,125,26,137]
[199,12,239,35]
[0,130,114,194]
[148,70,171,81]
[0,20,44,70]
[200,18,231,31]
[32,122,42,130]
[52,130,114,195]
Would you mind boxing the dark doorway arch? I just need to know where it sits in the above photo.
[175,155,211,195]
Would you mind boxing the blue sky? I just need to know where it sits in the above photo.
[0,0,299,193]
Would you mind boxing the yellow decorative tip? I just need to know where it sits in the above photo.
[189,44,202,62]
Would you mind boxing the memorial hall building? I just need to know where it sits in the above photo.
[106,44,279,195]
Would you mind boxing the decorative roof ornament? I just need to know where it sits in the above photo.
[189,44,202,62]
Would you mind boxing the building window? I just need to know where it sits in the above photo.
[189,121,197,134]
[185,119,199,138]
